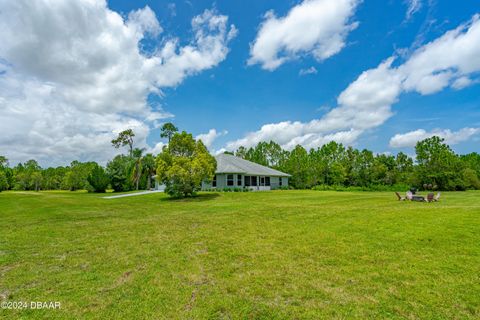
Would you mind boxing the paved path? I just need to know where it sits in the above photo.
[103,190,164,199]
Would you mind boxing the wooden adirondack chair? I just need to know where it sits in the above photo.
[406,191,413,201]
[395,192,406,201]
[426,193,434,202]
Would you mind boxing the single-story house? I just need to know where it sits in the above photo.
[202,153,290,191]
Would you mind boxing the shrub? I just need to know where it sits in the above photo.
[0,171,8,192]
[106,155,134,192]
[87,164,110,193]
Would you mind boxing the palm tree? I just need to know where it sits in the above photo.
[142,153,156,190]
[131,148,145,190]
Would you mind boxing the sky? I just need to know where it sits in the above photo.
[0,0,479,167]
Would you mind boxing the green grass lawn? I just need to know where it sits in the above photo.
[0,190,479,319]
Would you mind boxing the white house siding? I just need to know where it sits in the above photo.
[153,180,166,191]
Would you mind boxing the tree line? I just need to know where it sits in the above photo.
[1,127,479,194]
[232,136,480,191]
[0,123,179,193]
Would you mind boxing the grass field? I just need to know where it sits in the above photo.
[0,190,479,319]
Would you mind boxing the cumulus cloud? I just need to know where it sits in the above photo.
[0,0,236,165]
[390,128,480,148]
[196,129,228,149]
[226,14,480,151]
[248,0,360,70]
[0,69,152,166]
[127,6,163,37]
[154,9,238,87]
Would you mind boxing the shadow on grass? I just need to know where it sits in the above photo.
[160,193,220,202]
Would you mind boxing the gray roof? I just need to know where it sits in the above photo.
[215,154,291,177]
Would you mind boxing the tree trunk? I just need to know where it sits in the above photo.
[147,176,151,190]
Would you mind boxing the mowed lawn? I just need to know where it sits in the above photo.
[0,190,479,319]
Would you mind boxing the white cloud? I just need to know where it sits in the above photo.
[127,6,163,37]
[149,142,167,155]
[299,66,318,76]
[405,0,422,21]
[248,0,360,70]
[452,76,473,90]
[390,128,480,148]
[0,70,152,166]
[0,0,236,166]
[399,14,480,94]
[167,3,176,17]
[225,14,480,151]
[196,129,228,148]
[154,9,238,87]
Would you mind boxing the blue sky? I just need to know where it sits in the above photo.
[117,0,480,155]
[0,0,479,166]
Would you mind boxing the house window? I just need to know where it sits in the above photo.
[227,174,234,186]
[260,177,265,186]
[265,177,271,186]
[237,175,242,186]
[245,176,251,186]
[251,176,258,186]
[279,178,283,186]
[212,175,217,187]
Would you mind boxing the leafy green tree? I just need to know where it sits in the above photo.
[160,122,178,143]
[42,167,68,190]
[244,143,269,166]
[415,136,462,190]
[87,164,110,193]
[106,155,134,192]
[329,162,347,185]
[0,156,9,191]
[0,156,8,169]
[394,152,414,184]
[264,141,288,169]
[284,145,309,189]
[13,160,42,190]
[235,146,247,159]
[461,153,480,176]
[316,141,347,185]
[373,154,396,185]
[0,171,8,191]
[111,129,135,157]
[462,168,480,190]
[31,171,43,191]
[62,161,97,191]
[348,149,375,187]
[156,131,216,197]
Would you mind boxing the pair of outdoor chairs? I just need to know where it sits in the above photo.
[395,191,441,202]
